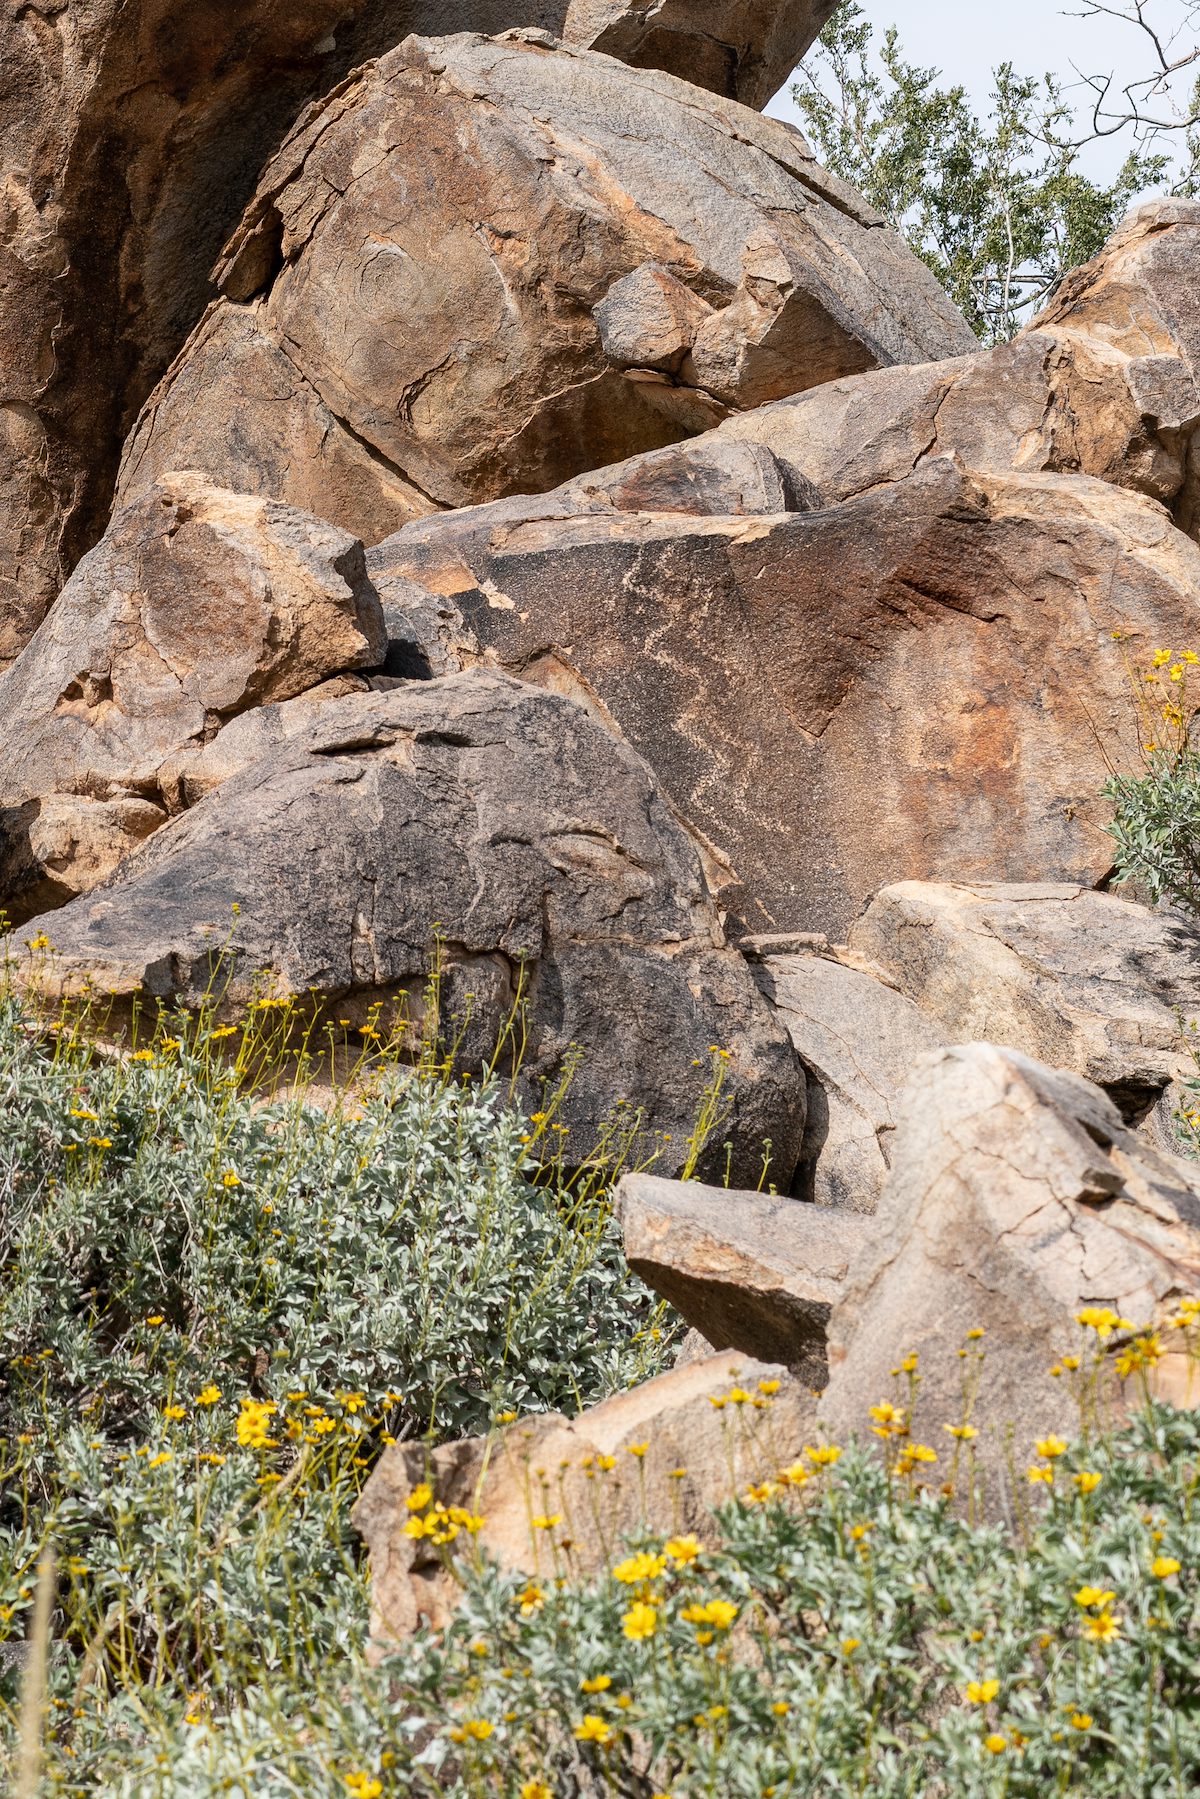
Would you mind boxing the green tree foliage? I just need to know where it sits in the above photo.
[791,2,1196,341]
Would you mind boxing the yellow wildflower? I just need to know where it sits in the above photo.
[531,1513,562,1531]
[574,1715,612,1744]
[665,1535,702,1567]
[680,1598,738,1631]
[195,1385,222,1407]
[1036,1436,1068,1459]
[805,1444,842,1467]
[1070,1713,1093,1731]
[966,1679,1000,1705]
[580,1675,612,1693]
[1073,1586,1116,1610]
[407,1482,433,1512]
[1082,1611,1121,1642]
[612,1551,667,1585]
[1074,1471,1103,1494]
[622,1600,658,1641]
[945,1423,978,1440]
[984,1735,1008,1756]
[162,1404,187,1421]
[1152,1556,1182,1579]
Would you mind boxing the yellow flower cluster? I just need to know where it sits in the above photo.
[403,1481,484,1545]
[235,1398,277,1451]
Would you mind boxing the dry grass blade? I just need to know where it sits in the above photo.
[14,1545,55,1799]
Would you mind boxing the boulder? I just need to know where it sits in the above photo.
[750,947,946,1210]
[10,671,805,1185]
[353,1350,817,1644]
[384,199,1200,552]
[848,882,1200,1126]
[0,475,385,921]
[0,2,840,667]
[615,1171,868,1378]
[819,1044,1200,1498]
[371,459,1200,936]
[116,32,976,546]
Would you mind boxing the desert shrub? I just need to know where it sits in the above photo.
[0,990,675,1793]
[1105,644,1200,918]
[5,996,1200,1797]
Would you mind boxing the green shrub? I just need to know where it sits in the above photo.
[0,991,674,1793]
[1104,645,1200,918]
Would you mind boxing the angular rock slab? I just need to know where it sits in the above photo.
[751,948,946,1211]
[0,1,839,666]
[354,1351,816,1644]
[11,672,805,1185]
[820,1045,1200,1495]
[616,1171,868,1378]
[428,199,1200,545]
[849,882,1200,1124]
[0,475,385,921]
[372,460,1200,935]
[117,32,976,545]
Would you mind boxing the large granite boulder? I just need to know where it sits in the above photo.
[819,1045,1200,1496]
[848,881,1200,1126]
[0,1,841,666]
[0,475,385,921]
[11,671,805,1184]
[372,459,1200,936]
[354,1350,816,1644]
[115,32,975,548]
[387,199,1200,547]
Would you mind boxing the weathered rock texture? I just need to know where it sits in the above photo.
[381,198,1200,553]
[751,947,946,1211]
[0,475,384,921]
[820,1045,1200,1491]
[0,2,842,667]
[849,881,1200,1124]
[616,1171,868,1377]
[354,1351,816,1644]
[12,671,805,1183]
[373,459,1200,935]
[115,32,975,553]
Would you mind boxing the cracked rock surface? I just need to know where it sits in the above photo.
[849,881,1200,1129]
[0,474,385,921]
[115,32,975,547]
[819,1044,1200,1495]
[11,670,806,1185]
[0,0,839,667]
[372,458,1200,935]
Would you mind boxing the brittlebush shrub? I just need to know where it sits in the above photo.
[5,995,1200,1797]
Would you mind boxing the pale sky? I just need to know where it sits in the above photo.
[766,0,1197,179]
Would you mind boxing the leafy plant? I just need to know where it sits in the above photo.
[791,2,1186,341]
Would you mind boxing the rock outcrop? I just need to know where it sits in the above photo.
[115,32,975,551]
[848,881,1200,1125]
[819,1044,1200,1491]
[0,2,842,668]
[0,476,385,921]
[749,945,946,1210]
[354,1351,816,1644]
[372,459,1200,934]
[616,1171,867,1377]
[11,671,805,1184]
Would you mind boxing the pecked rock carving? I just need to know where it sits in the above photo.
[0,0,841,666]
[115,32,976,548]
[10,671,806,1186]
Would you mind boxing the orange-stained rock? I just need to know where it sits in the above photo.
[116,33,975,545]
[353,1351,817,1645]
[371,460,1200,935]
[0,474,384,920]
